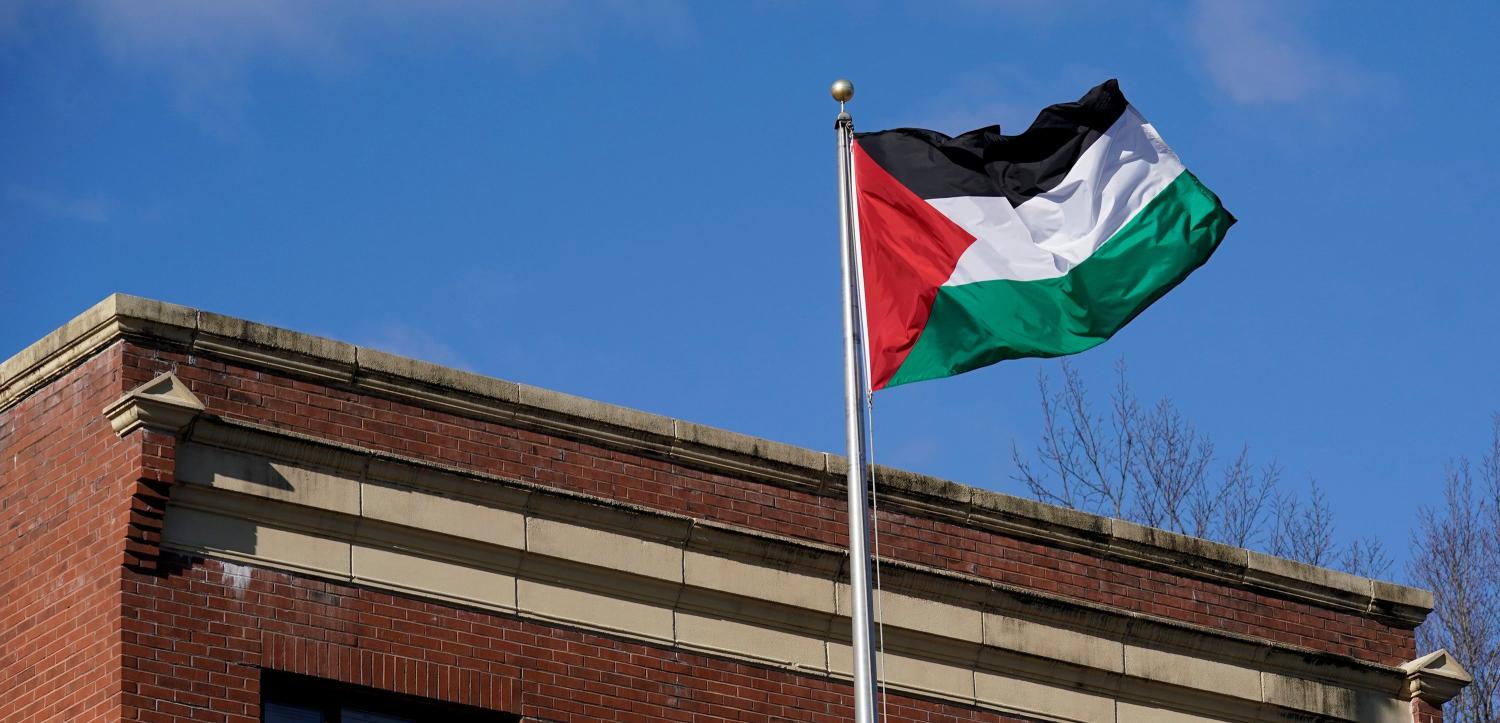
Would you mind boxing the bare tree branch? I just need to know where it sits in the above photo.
[1016,358,1373,574]
[1341,537,1392,579]
[1131,396,1214,535]
[1411,416,1500,722]
[1016,361,1499,721]
[1219,449,1278,549]
[1013,360,1137,518]
[1109,358,1140,521]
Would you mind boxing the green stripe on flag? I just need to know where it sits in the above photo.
[886,170,1234,388]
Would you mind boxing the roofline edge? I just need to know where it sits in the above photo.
[0,293,1435,625]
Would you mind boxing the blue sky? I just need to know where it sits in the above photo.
[3,1,1497,574]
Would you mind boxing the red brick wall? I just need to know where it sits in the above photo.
[0,348,137,722]
[1412,699,1443,723]
[123,555,1041,723]
[124,342,1417,667]
[0,335,1440,722]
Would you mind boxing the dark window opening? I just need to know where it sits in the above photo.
[261,670,518,723]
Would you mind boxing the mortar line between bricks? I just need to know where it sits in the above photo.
[8,336,1430,723]
[518,505,527,616]
[355,456,368,581]
[672,523,686,646]
[0,300,1432,624]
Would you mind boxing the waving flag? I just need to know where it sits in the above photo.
[854,80,1234,389]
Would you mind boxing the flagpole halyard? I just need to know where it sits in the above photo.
[832,77,880,723]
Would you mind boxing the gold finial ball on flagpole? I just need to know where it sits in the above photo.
[830,78,854,103]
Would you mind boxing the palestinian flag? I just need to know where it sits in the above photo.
[854,80,1234,389]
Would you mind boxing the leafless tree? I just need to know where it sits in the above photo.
[1340,536,1393,580]
[1134,395,1214,534]
[1219,447,1279,549]
[1269,481,1335,567]
[1017,361,1499,718]
[1012,359,1135,518]
[1410,414,1500,723]
[1013,359,1388,578]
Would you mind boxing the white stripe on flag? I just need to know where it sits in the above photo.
[929,106,1186,287]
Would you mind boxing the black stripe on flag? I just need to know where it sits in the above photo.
[854,80,1128,205]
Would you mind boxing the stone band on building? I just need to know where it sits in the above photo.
[0,295,1471,722]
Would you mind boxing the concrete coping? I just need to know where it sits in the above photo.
[0,294,1434,625]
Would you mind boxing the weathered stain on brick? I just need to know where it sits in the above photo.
[126,342,1418,667]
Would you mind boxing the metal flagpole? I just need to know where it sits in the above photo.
[831,77,879,723]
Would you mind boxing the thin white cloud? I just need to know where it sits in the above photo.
[905,65,1110,138]
[1189,1,1376,106]
[890,435,942,468]
[948,0,1083,26]
[357,321,474,372]
[70,0,694,64]
[11,1,694,134]
[0,1,24,42]
[7,186,119,223]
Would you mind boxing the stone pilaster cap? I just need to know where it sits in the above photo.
[103,371,205,437]
[1400,648,1472,705]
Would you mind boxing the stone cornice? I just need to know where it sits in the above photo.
[0,294,1433,626]
[171,417,1426,723]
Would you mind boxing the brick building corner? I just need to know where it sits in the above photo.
[0,295,1471,722]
